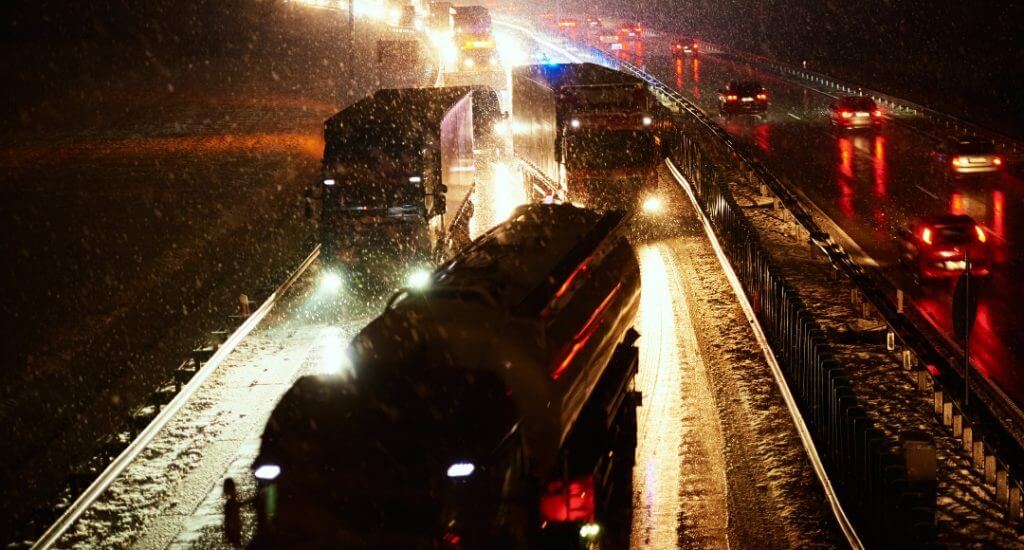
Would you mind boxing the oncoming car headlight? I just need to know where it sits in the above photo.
[463,57,475,68]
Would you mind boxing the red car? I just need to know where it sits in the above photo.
[718,81,768,117]
[897,215,991,280]
[827,96,882,129]
[930,136,1004,179]
[617,21,643,39]
[671,38,699,55]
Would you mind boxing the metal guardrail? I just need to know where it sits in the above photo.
[33,246,321,549]
[578,35,1024,531]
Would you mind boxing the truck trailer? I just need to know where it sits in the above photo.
[253,203,642,547]
[512,62,661,210]
[319,87,475,295]
[452,5,495,71]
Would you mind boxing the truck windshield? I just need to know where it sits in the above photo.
[453,8,491,34]
[566,130,656,169]
[325,178,424,211]
[566,85,644,111]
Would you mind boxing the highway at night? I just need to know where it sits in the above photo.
[4,2,1023,548]
[619,37,1024,417]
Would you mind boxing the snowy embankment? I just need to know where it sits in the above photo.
[0,6,433,541]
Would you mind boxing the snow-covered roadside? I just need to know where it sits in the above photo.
[58,268,375,548]
[629,172,841,549]
[0,9,438,539]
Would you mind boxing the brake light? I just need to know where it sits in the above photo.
[726,94,738,101]
[993,157,1003,166]
[975,225,987,243]
[539,476,595,522]
[756,93,767,100]
[952,156,967,167]
[921,227,933,245]
[841,111,853,119]
[873,110,882,117]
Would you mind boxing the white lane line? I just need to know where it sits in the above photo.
[915,184,940,200]
[666,159,864,550]
[788,112,801,120]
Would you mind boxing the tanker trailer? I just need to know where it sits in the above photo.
[252,203,641,547]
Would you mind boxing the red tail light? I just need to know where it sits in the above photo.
[921,227,933,245]
[873,110,882,117]
[952,156,967,168]
[726,94,738,101]
[756,93,767,100]
[539,476,595,522]
[841,111,853,119]
[993,157,1003,166]
[975,225,987,243]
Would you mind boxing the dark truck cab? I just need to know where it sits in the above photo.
[319,87,475,295]
[512,63,662,210]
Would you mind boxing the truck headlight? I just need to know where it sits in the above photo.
[254,464,281,481]
[446,462,475,478]
[320,271,343,293]
[642,196,664,214]
[406,268,432,289]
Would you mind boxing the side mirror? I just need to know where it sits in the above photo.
[438,183,449,194]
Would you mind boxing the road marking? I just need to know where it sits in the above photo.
[787,112,801,120]
[915,184,940,200]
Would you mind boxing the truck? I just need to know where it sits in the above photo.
[318,87,475,295]
[512,63,662,210]
[452,5,496,72]
[252,203,642,547]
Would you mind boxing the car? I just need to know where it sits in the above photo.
[671,38,699,56]
[930,136,1003,179]
[718,81,768,117]
[897,214,991,280]
[827,96,882,129]
[617,21,643,39]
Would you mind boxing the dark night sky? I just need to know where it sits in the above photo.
[575,0,1024,136]
[2,0,1022,135]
